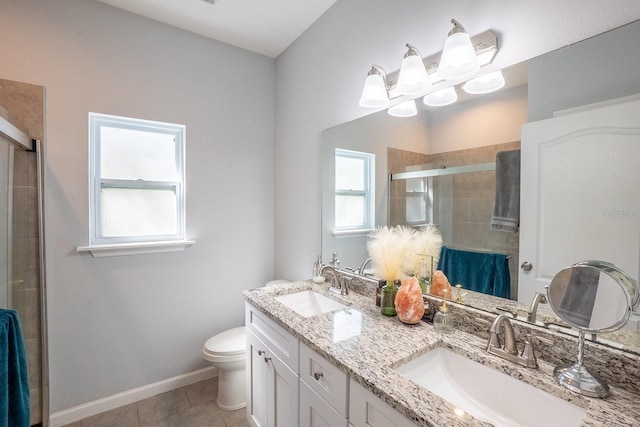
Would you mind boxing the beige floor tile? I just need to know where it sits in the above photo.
[221,408,247,426]
[184,377,218,408]
[78,403,138,427]
[141,402,226,427]
[137,388,190,425]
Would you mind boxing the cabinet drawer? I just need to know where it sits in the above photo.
[300,342,349,417]
[349,379,416,427]
[246,302,299,373]
[300,380,348,427]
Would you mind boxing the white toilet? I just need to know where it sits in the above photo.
[202,279,289,410]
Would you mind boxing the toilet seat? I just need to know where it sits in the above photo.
[202,326,246,363]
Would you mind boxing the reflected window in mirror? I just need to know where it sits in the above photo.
[334,148,375,232]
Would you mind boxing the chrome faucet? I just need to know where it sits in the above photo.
[487,314,538,369]
[357,257,373,276]
[319,264,349,296]
[527,292,548,323]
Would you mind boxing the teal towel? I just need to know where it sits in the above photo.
[0,309,30,427]
[437,246,511,298]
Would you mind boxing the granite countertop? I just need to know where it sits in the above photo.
[243,280,640,427]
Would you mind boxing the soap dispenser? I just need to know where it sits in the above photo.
[433,294,454,333]
[312,254,325,283]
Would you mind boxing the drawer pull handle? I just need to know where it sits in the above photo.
[264,356,271,363]
[313,371,323,380]
[258,350,265,356]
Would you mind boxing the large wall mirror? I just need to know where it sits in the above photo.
[321,20,640,355]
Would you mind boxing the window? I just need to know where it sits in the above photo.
[82,113,191,255]
[334,148,374,232]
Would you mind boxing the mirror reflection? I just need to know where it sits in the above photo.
[549,264,631,332]
[321,20,640,355]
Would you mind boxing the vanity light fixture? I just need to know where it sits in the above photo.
[358,20,498,113]
[388,100,418,117]
[423,87,458,107]
[438,19,481,81]
[462,70,505,94]
[358,65,391,108]
[396,44,432,95]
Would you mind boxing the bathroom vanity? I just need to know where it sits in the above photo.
[244,280,640,427]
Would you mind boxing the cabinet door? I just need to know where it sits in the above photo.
[247,329,299,427]
[247,330,270,427]
[519,96,640,310]
[299,380,348,427]
[271,346,299,427]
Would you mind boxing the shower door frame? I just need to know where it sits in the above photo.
[1,114,49,427]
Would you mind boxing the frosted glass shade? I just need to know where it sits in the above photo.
[359,74,389,108]
[397,55,431,95]
[423,87,458,107]
[463,70,505,94]
[388,100,418,117]
[438,32,480,80]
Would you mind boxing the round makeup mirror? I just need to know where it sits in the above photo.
[546,260,639,398]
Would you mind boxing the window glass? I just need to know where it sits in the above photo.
[335,195,366,228]
[335,156,365,191]
[101,187,178,237]
[100,127,177,181]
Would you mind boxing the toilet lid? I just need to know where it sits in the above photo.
[204,326,246,356]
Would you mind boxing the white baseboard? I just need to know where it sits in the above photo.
[50,366,218,427]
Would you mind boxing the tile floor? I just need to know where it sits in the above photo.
[60,377,249,427]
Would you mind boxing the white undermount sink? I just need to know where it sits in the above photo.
[274,290,347,318]
[396,347,586,427]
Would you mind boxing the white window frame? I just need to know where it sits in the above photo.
[77,113,194,257]
[334,148,375,233]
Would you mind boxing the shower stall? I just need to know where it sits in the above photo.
[0,79,48,427]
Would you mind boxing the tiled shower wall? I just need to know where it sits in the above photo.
[388,141,521,299]
[1,78,45,425]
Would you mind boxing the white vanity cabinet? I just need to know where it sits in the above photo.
[299,342,349,427]
[245,302,416,427]
[246,303,299,427]
[349,379,417,427]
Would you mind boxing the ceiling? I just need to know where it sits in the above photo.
[96,0,339,58]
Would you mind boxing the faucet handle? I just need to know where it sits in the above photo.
[488,330,502,351]
[520,334,538,368]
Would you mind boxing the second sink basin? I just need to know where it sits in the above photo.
[274,290,347,318]
[396,346,586,427]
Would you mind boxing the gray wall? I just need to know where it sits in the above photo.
[528,20,640,121]
[0,0,275,412]
[274,0,640,282]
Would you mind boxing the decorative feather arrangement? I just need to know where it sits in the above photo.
[409,225,443,277]
[367,225,415,281]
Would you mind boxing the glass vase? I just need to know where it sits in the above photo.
[380,280,399,316]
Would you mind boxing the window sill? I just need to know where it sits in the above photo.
[332,229,375,238]
[76,240,196,258]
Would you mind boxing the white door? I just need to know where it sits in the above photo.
[519,96,640,312]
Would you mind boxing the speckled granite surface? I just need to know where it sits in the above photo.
[244,280,640,427]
